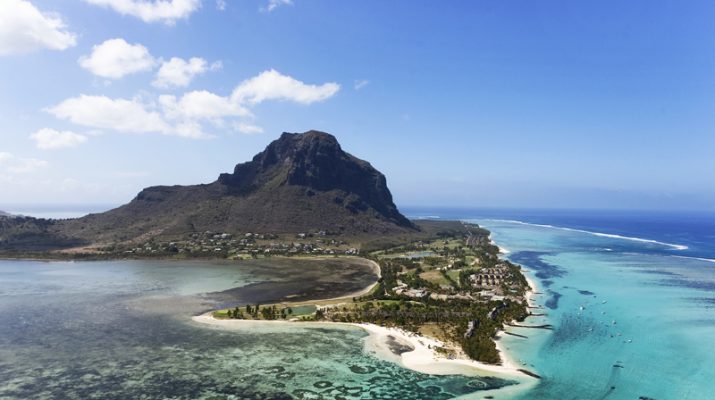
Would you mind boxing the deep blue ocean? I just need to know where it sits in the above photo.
[406,208,715,261]
[406,208,715,399]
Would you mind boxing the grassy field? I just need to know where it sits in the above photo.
[446,270,461,285]
[419,269,452,287]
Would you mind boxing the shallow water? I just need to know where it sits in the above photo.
[0,258,514,399]
[475,216,715,400]
[4,209,712,399]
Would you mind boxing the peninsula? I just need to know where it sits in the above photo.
[201,222,534,371]
[0,130,534,373]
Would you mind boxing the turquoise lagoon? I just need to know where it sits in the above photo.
[475,215,715,400]
[0,258,515,399]
[2,209,714,399]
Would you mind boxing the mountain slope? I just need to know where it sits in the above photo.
[50,131,417,246]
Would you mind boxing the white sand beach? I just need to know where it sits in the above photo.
[192,313,535,381]
[350,322,528,378]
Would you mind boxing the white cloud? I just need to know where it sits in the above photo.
[233,122,264,135]
[172,120,208,139]
[160,91,250,120]
[46,94,211,139]
[47,94,171,134]
[0,152,48,173]
[262,0,292,12]
[0,0,77,55]
[83,0,201,24]
[79,38,156,79]
[30,128,88,150]
[152,57,220,88]
[216,0,226,11]
[46,70,338,141]
[354,79,369,90]
[232,69,340,105]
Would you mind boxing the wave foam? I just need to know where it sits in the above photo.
[483,219,689,251]
[672,255,715,264]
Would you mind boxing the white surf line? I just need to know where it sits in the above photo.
[672,255,715,264]
[481,219,689,251]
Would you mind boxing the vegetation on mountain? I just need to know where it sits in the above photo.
[0,131,421,253]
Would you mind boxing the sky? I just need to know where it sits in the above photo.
[1,0,714,212]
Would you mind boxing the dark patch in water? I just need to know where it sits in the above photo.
[637,269,680,277]
[348,365,376,374]
[292,389,324,399]
[578,290,595,296]
[547,314,608,349]
[466,377,518,389]
[686,297,715,305]
[544,291,562,309]
[658,278,715,292]
[541,279,554,287]
[509,251,566,282]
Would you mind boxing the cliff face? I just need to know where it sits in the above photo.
[34,130,416,246]
[218,131,412,227]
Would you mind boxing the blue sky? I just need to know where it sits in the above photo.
[1,1,714,211]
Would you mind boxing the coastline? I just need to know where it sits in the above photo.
[184,228,541,397]
[191,250,539,381]
[190,237,541,386]
[192,313,535,382]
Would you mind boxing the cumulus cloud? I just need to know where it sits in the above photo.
[152,57,220,88]
[160,90,250,120]
[30,128,88,150]
[46,70,339,140]
[82,0,201,24]
[46,94,172,134]
[233,122,264,135]
[232,69,340,105]
[0,152,48,173]
[262,0,292,12]
[0,0,77,55]
[216,0,226,11]
[79,38,156,79]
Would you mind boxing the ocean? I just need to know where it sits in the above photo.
[1,208,713,399]
[431,208,715,400]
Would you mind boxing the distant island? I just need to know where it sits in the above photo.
[0,130,535,373]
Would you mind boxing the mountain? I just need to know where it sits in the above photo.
[24,130,417,248]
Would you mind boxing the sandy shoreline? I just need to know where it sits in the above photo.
[192,313,533,381]
[191,251,539,392]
